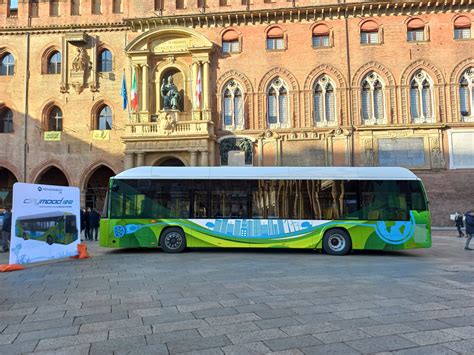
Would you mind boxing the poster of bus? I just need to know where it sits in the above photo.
[9,183,80,265]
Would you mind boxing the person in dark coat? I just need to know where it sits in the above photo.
[89,209,100,241]
[464,210,474,250]
[80,208,85,241]
[455,212,465,238]
[1,207,12,252]
[84,207,91,241]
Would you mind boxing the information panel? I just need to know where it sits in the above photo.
[9,183,80,265]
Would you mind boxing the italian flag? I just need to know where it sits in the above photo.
[130,69,138,111]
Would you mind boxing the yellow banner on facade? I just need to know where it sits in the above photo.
[44,131,61,141]
[92,130,110,140]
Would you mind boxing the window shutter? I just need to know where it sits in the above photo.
[314,86,323,123]
[223,96,232,126]
[268,92,277,124]
[361,84,371,121]
[410,85,420,120]
[325,85,335,121]
[234,92,243,126]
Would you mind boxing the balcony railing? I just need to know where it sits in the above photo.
[123,120,214,138]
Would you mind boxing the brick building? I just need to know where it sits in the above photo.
[0,0,472,225]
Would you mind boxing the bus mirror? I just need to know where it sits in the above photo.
[111,184,120,192]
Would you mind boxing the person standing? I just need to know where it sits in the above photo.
[84,207,91,241]
[80,208,85,242]
[1,207,12,253]
[464,210,474,251]
[90,209,100,241]
[455,212,465,238]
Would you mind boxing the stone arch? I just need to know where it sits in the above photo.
[154,156,186,167]
[79,161,118,192]
[40,45,61,74]
[30,160,72,186]
[216,70,253,94]
[0,46,19,65]
[351,62,397,124]
[400,60,445,123]
[450,58,474,122]
[81,163,117,211]
[33,165,71,187]
[0,161,21,182]
[258,67,299,93]
[0,165,18,209]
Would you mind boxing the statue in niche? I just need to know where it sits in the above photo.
[161,75,181,111]
[72,47,88,72]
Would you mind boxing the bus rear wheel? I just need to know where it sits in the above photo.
[160,228,186,253]
[46,235,54,245]
[323,229,351,256]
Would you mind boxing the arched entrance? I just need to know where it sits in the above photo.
[0,167,17,209]
[85,165,115,212]
[36,166,69,186]
[156,157,185,167]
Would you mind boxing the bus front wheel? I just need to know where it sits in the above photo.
[160,228,186,253]
[323,229,351,256]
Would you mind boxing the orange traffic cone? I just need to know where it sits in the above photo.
[0,264,25,272]
[70,243,90,259]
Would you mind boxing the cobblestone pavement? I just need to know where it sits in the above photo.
[0,232,473,354]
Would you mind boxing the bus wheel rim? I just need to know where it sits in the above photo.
[165,232,182,249]
[328,234,345,252]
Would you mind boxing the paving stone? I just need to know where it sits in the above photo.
[15,326,79,343]
[178,302,222,313]
[206,313,261,326]
[301,342,361,354]
[146,329,202,345]
[441,315,474,327]
[441,326,474,339]
[152,319,209,333]
[161,297,202,307]
[178,347,224,355]
[221,341,271,354]
[22,310,66,323]
[404,319,452,331]
[443,339,474,353]
[255,309,298,320]
[255,316,301,330]
[89,335,147,354]
[264,335,322,351]
[346,335,419,353]
[0,307,37,317]
[36,331,108,351]
[24,344,91,355]
[193,307,238,319]
[234,304,272,314]
[143,312,195,325]
[391,344,458,355]
[266,350,304,355]
[0,332,17,345]
[3,317,74,334]
[73,310,129,325]
[114,343,168,355]
[313,329,371,344]
[0,340,40,354]
[108,325,152,339]
[226,328,288,345]
[128,306,178,319]
[281,322,341,336]
[360,323,417,336]
[400,329,462,345]
[295,313,343,324]
[166,335,231,353]
[79,317,142,333]
[65,306,111,318]
[198,321,259,337]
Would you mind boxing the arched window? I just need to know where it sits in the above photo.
[222,30,240,54]
[360,20,380,44]
[0,108,13,133]
[460,67,473,120]
[407,18,426,42]
[267,77,288,127]
[410,70,434,122]
[48,106,63,131]
[313,75,336,125]
[98,49,112,72]
[97,105,112,130]
[47,51,61,74]
[266,27,285,50]
[222,80,244,129]
[312,24,330,48]
[454,16,471,40]
[361,72,385,124]
[0,53,14,76]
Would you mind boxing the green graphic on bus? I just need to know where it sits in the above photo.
[16,212,78,246]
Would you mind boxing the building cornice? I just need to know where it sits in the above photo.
[0,22,128,35]
[124,0,472,31]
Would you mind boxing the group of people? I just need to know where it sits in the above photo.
[1,207,11,253]
[454,211,474,250]
[80,207,101,241]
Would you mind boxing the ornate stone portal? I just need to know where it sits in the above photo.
[122,27,215,168]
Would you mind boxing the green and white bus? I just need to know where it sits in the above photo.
[99,167,431,255]
[16,211,78,245]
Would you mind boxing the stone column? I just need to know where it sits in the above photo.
[190,151,198,167]
[141,64,149,114]
[200,150,209,166]
[203,60,210,120]
[136,152,145,167]
[124,153,134,170]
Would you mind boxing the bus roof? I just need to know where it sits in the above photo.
[113,167,420,181]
